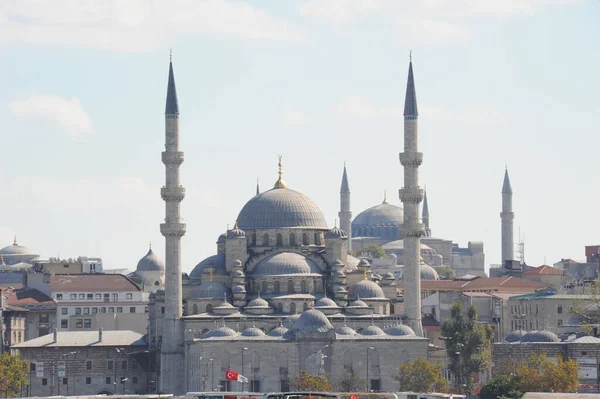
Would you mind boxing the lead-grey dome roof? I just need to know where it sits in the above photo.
[283,314,301,328]
[190,281,231,299]
[360,325,385,336]
[336,326,357,335]
[384,324,415,336]
[348,299,369,307]
[527,329,560,343]
[291,309,334,333]
[420,263,440,280]
[189,254,226,279]
[136,248,165,272]
[350,280,385,299]
[241,327,266,337]
[252,252,322,277]
[325,226,347,239]
[521,330,539,342]
[269,325,289,337]
[202,326,239,338]
[505,330,526,342]
[352,202,403,228]
[315,298,338,307]
[232,284,246,293]
[247,297,270,308]
[237,188,328,230]
[0,241,38,257]
[227,225,246,239]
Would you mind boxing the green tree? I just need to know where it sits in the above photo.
[352,246,386,259]
[441,303,493,391]
[0,352,29,397]
[336,370,366,392]
[436,266,456,280]
[516,353,578,393]
[393,357,447,393]
[290,371,333,392]
[478,374,522,399]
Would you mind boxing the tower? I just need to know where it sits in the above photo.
[422,187,431,237]
[501,168,514,266]
[339,164,352,252]
[399,56,425,336]
[159,55,186,394]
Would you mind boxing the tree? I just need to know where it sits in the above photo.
[0,352,29,397]
[478,374,522,399]
[441,303,494,391]
[352,246,386,260]
[336,371,366,392]
[436,266,456,280]
[393,357,447,393]
[516,353,578,393]
[290,371,333,392]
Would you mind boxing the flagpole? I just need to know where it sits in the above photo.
[242,347,248,392]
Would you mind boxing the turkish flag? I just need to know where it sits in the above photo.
[225,369,248,383]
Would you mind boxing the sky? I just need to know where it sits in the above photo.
[1,0,599,274]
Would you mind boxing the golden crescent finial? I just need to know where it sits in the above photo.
[383,190,388,204]
[273,155,287,189]
[13,235,17,245]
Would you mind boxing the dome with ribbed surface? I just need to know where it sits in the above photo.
[232,270,245,278]
[291,309,333,333]
[325,226,347,239]
[227,225,246,239]
[269,326,289,337]
[348,299,369,307]
[283,314,301,328]
[241,327,266,337]
[352,203,403,229]
[420,263,440,280]
[315,298,338,307]
[202,326,239,338]
[217,233,227,243]
[505,330,526,342]
[252,252,322,277]
[190,254,226,279]
[360,325,385,336]
[191,281,231,299]
[0,241,38,257]
[350,280,385,299]
[237,188,328,230]
[384,324,415,336]
[247,297,270,308]
[232,284,246,293]
[136,248,165,271]
[336,326,357,335]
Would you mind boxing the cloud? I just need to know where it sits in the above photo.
[282,107,311,126]
[0,0,307,51]
[9,94,93,136]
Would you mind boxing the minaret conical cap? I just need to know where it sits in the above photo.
[165,55,179,115]
[422,188,429,218]
[403,58,418,116]
[502,168,513,194]
[340,164,350,193]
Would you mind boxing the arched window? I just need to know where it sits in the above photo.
[276,233,283,246]
[251,233,257,246]
[290,303,296,314]
[192,304,198,314]
[202,328,209,335]
[261,280,268,294]
[343,350,353,374]
[314,233,321,245]
[303,302,308,311]
[290,233,297,246]
[206,304,213,313]
[313,279,318,293]
[262,233,269,246]
[287,280,295,293]
[252,352,261,372]
[302,233,309,245]
[277,303,283,313]
[154,281,160,286]
[300,280,307,293]
[274,280,281,294]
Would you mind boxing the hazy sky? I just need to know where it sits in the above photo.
[1,0,599,274]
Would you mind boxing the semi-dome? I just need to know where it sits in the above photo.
[269,325,289,337]
[241,327,266,337]
[247,297,270,308]
[190,254,226,279]
[291,309,334,333]
[325,226,347,239]
[237,188,328,230]
[336,326,357,335]
[420,263,440,280]
[283,314,301,328]
[136,248,165,272]
[384,324,415,336]
[202,326,239,338]
[352,202,403,235]
[315,298,338,307]
[191,281,231,299]
[505,330,526,342]
[252,252,322,277]
[350,280,385,299]
[360,325,385,336]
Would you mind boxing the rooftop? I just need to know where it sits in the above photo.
[523,265,564,276]
[12,330,146,348]
[8,288,55,307]
[50,274,141,292]
[399,276,547,291]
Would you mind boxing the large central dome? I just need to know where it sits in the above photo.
[237,187,328,230]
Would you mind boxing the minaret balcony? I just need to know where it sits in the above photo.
[161,186,186,202]
[399,188,424,204]
[160,223,186,237]
[162,151,184,165]
[401,223,426,238]
[399,152,423,167]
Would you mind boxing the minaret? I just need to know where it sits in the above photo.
[339,163,352,252]
[399,55,425,337]
[256,179,260,196]
[422,188,431,237]
[159,54,186,394]
[501,168,514,266]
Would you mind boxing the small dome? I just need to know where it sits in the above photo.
[360,325,385,336]
[325,226,347,239]
[334,286,347,293]
[382,272,395,280]
[202,326,239,338]
[291,309,334,333]
[190,254,226,279]
[505,330,526,343]
[350,280,385,299]
[333,259,345,268]
[191,281,231,299]
[522,330,539,343]
[247,297,270,308]
[136,248,165,272]
[420,263,440,280]
[232,270,245,278]
[232,284,246,293]
[530,329,560,343]
[252,252,322,277]
[358,258,370,268]
[0,240,38,257]
[384,324,415,336]
[217,233,227,243]
[336,326,357,335]
[315,297,338,307]
[241,327,266,337]
[283,314,301,328]
[227,225,246,239]
[348,299,369,307]
[333,270,346,278]
[269,326,289,337]
[232,259,243,268]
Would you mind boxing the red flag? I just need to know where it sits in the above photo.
[225,370,239,381]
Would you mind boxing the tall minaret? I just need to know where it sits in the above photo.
[501,168,514,266]
[159,55,186,394]
[399,55,425,337]
[422,187,431,237]
[339,164,352,252]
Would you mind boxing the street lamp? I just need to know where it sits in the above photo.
[63,351,76,396]
[366,347,374,392]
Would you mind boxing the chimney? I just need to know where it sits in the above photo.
[53,328,58,343]
[99,327,103,342]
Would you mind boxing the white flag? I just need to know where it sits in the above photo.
[237,374,249,383]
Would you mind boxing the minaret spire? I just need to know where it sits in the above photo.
[159,54,186,394]
[422,187,431,237]
[399,55,424,336]
[256,178,260,196]
[339,163,352,252]
[501,168,514,266]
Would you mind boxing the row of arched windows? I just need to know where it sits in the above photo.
[252,279,322,294]
[353,225,400,238]
[250,232,323,247]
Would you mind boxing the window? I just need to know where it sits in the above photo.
[61,308,68,315]
[112,293,118,301]
[288,280,294,293]
[290,233,296,246]
[262,233,269,246]
[107,360,114,371]
[100,307,106,313]
[583,351,588,356]
[75,308,82,315]
[121,360,128,370]
[277,303,283,313]
[62,378,68,385]
[161,307,165,314]
[145,306,149,313]
[86,377,91,384]
[56,294,63,300]
[302,233,309,245]
[126,293,133,300]
[132,376,138,384]
[370,379,381,391]
[206,304,213,313]
[558,319,563,326]
[61,319,68,328]
[130,307,136,313]
[251,380,260,392]
[120,376,126,384]
[104,293,110,302]
[303,302,308,311]
[276,233,283,246]
[95,293,101,300]
[76,319,83,328]
[117,307,123,313]
[261,281,268,294]
[314,233,321,245]
[92,308,98,314]
[109,307,115,313]
[70,294,77,300]
[42,378,48,386]
[274,281,280,294]
[30,362,36,372]
[84,319,92,328]
[78,294,85,300]
[86,360,92,371]
[558,305,563,314]
[290,303,296,314]
[84,308,90,315]
[301,280,307,293]
[87,294,93,300]
[106,377,112,384]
